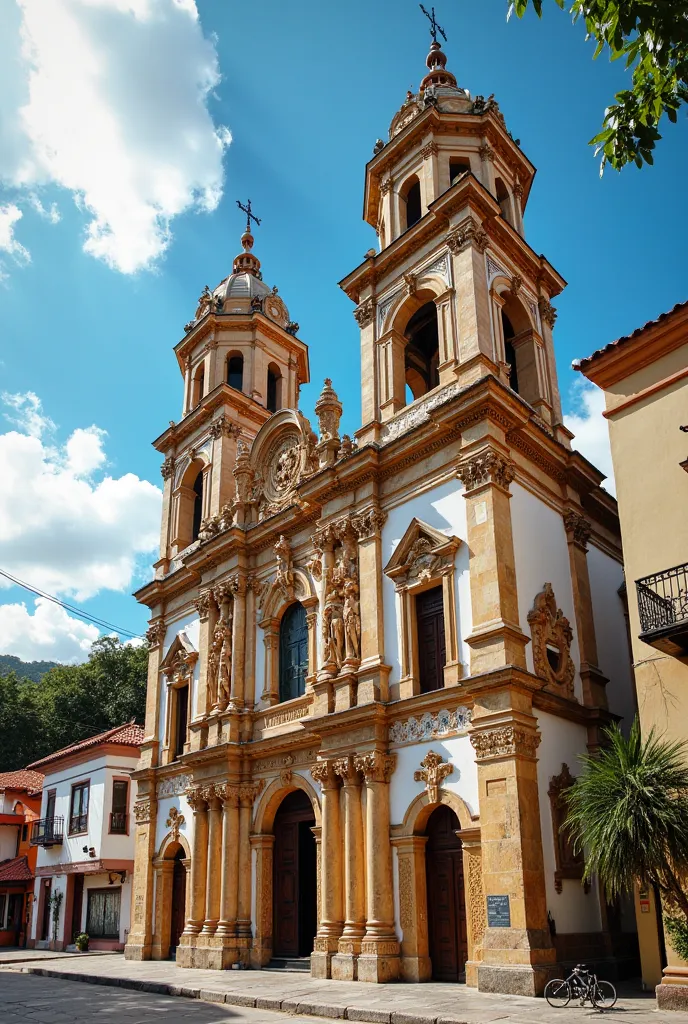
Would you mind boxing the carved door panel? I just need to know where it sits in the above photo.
[426,806,467,982]
[273,817,300,957]
[417,585,446,693]
[279,603,308,703]
[170,852,187,953]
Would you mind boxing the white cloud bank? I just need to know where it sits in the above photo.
[0,0,230,274]
[564,380,616,496]
[0,392,161,659]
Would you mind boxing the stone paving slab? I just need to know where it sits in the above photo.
[0,948,116,964]
[3,953,688,1024]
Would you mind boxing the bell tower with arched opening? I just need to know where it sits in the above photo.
[341,31,567,447]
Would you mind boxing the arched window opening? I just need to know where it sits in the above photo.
[501,311,519,394]
[402,176,422,230]
[191,469,204,542]
[495,177,512,225]
[449,158,470,185]
[227,354,244,392]
[404,301,440,402]
[267,363,282,413]
[192,363,205,407]
[279,602,308,702]
[173,683,189,760]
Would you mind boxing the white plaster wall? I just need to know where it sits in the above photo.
[510,484,583,699]
[101,762,137,862]
[389,734,478,825]
[154,791,192,855]
[0,828,18,860]
[381,479,472,687]
[586,544,636,730]
[535,709,601,935]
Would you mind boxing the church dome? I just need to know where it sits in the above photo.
[388,41,472,139]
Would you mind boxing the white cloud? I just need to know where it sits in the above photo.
[2,389,55,437]
[0,203,31,278]
[564,380,616,496]
[0,597,99,663]
[28,193,60,223]
[0,0,230,274]
[0,391,162,601]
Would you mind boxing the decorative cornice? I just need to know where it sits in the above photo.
[470,725,540,761]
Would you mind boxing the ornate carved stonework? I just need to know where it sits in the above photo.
[198,503,235,542]
[421,141,438,159]
[384,519,460,592]
[548,763,586,893]
[134,799,154,824]
[414,750,454,804]
[457,449,515,493]
[146,620,166,648]
[446,219,489,255]
[478,143,495,162]
[470,725,540,760]
[353,750,396,783]
[563,510,592,549]
[280,754,295,786]
[209,416,241,440]
[193,592,211,621]
[156,774,191,798]
[165,806,185,842]
[538,296,558,328]
[465,845,486,951]
[351,505,388,540]
[161,456,175,480]
[380,177,393,196]
[208,592,233,711]
[315,378,342,443]
[379,382,463,443]
[389,706,472,746]
[185,787,207,811]
[527,583,576,699]
[353,299,375,328]
[310,759,339,788]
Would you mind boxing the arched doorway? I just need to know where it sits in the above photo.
[425,804,467,982]
[272,790,317,961]
[169,848,187,956]
[279,602,308,702]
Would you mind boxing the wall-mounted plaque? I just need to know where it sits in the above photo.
[486,894,511,928]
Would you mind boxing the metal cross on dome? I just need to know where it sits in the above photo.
[236,198,261,234]
[419,4,447,44]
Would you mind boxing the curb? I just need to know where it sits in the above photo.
[17,966,468,1024]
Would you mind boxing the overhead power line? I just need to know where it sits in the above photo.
[0,568,146,641]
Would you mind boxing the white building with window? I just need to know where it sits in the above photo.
[27,723,143,952]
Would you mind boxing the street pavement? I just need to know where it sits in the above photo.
[2,953,688,1024]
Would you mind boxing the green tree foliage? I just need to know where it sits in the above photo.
[565,720,688,924]
[508,1,688,170]
[0,655,58,682]
[0,637,148,772]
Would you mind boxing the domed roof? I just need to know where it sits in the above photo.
[214,270,272,304]
[388,41,472,139]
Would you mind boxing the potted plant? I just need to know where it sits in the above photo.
[75,933,89,952]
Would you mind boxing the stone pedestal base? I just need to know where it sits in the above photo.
[310,951,334,978]
[400,955,432,982]
[331,953,357,981]
[123,941,151,961]
[464,959,480,988]
[657,983,688,1010]
[176,934,239,970]
[477,963,556,996]
[357,951,401,983]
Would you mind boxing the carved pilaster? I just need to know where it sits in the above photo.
[457,449,515,494]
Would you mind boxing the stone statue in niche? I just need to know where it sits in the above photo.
[322,594,345,672]
[317,518,359,675]
[343,579,361,662]
[210,591,234,710]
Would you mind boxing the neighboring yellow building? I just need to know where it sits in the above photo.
[576,300,688,1009]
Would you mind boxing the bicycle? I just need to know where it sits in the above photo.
[544,964,618,1010]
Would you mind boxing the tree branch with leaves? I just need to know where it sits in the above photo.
[508,1,688,170]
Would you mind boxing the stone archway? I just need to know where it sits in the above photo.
[391,788,484,985]
[151,829,191,961]
[251,776,321,968]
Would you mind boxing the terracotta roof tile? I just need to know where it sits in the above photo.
[0,856,33,883]
[0,769,44,793]
[27,722,145,770]
[574,300,688,371]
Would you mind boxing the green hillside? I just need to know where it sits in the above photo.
[0,654,60,682]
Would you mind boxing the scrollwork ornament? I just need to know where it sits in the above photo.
[165,806,185,842]
[563,510,592,549]
[134,799,154,824]
[146,620,166,648]
[527,582,576,698]
[353,750,396,784]
[185,787,207,812]
[353,299,375,328]
[161,456,175,480]
[414,750,454,804]
[538,296,558,328]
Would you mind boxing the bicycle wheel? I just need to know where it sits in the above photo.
[591,980,617,1009]
[545,979,571,1007]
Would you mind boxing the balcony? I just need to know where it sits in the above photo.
[109,811,128,835]
[636,562,688,655]
[30,817,64,847]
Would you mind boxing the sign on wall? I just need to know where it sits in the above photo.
[486,894,511,928]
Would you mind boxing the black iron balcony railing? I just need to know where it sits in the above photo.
[69,812,88,835]
[636,562,688,655]
[30,816,64,847]
[109,811,128,834]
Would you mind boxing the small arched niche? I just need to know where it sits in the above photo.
[449,157,470,185]
[267,362,282,414]
[174,457,207,552]
[401,174,422,231]
[227,352,244,392]
[191,362,205,408]
[405,300,440,402]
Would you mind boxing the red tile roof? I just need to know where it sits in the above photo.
[0,856,33,883]
[574,300,688,371]
[27,722,145,770]
[0,770,44,794]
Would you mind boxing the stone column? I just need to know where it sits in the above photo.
[378,330,407,422]
[435,288,457,384]
[178,787,208,964]
[563,510,608,708]
[141,621,166,770]
[259,620,279,706]
[182,356,192,414]
[236,782,262,953]
[124,791,157,960]
[305,607,318,691]
[352,296,379,446]
[230,574,247,708]
[457,826,486,988]
[458,446,529,674]
[446,220,494,387]
[352,506,390,705]
[159,458,175,567]
[201,788,222,934]
[190,593,212,752]
[390,835,431,982]
[250,834,275,968]
[332,757,367,981]
[354,750,400,982]
[216,786,240,940]
[470,692,556,996]
[150,856,170,960]
[310,759,344,978]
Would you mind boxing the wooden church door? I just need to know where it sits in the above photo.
[279,603,308,703]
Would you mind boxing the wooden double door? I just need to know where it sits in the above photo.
[273,791,317,958]
[426,805,468,982]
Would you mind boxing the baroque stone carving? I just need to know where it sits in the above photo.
[353,298,375,328]
[548,763,586,893]
[156,774,191,798]
[209,415,241,440]
[351,505,388,540]
[389,706,472,746]
[384,518,460,594]
[353,750,396,783]
[146,620,166,648]
[470,725,540,760]
[414,750,454,804]
[465,846,486,951]
[165,806,185,842]
[134,799,154,824]
[198,503,235,542]
[317,519,360,674]
[527,583,576,699]
[379,381,463,443]
[446,219,489,255]
[161,456,175,480]
[538,296,558,328]
[193,592,211,621]
[314,378,342,443]
[457,449,515,492]
[563,510,592,549]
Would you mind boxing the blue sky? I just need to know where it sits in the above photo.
[0,0,685,662]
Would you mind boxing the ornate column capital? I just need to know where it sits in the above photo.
[238,780,264,807]
[470,725,540,761]
[353,750,396,784]
[214,783,240,808]
[421,140,438,159]
[446,218,489,255]
[538,296,557,328]
[413,750,453,804]
[310,758,340,790]
[563,509,592,550]
[332,756,362,787]
[185,786,208,811]
[351,505,388,540]
[193,591,212,621]
[146,620,166,648]
[457,448,515,494]
[209,414,241,440]
[161,456,175,480]
[479,143,495,162]
[353,298,375,328]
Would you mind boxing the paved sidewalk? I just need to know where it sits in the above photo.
[3,953,688,1024]
[0,947,116,964]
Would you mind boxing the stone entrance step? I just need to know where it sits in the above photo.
[266,957,311,972]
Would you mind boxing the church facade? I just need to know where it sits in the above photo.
[125,35,638,996]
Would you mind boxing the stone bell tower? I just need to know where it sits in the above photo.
[153,216,310,572]
[341,32,568,449]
